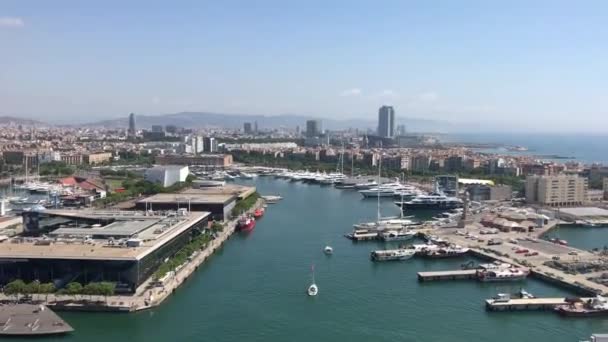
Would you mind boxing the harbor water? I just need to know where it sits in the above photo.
[7,177,608,341]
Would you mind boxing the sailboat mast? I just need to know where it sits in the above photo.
[377,152,381,223]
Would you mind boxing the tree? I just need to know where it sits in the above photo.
[4,279,27,301]
[25,280,41,294]
[211,222,224,232]
[38,282,56,302]
[65,282,83,295]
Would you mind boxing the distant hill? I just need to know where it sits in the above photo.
[85,111,447,132]
[0,116,47,126]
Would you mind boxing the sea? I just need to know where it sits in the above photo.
[12,177,608,342]
[444,132,608,165]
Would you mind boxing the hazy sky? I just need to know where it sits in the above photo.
[1,1,608,130]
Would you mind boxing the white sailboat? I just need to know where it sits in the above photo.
[307,265,318,296]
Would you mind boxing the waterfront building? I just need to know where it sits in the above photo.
[4,209,211,293]
[377,105,395,138]
[306,120,322,137]
[525,174,587,206]
[136,193,236,220]
[144,165,189,187]
[467,184,512,202]
[435,175,459,196]
[155,154,233,168]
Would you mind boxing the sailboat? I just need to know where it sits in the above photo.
[307,265,318,296]
[353,152,417,232]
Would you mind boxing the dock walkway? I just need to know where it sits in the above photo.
[0,304,73,336]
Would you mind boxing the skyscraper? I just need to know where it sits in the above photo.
[377,106,395,138]
[128,113,136,138]
[244,122,252,134]
[306,120,322,137]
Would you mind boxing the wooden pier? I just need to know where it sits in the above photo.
[417,270,478,282]
[485,297,592,311]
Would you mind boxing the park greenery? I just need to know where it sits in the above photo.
[38,161,75,176]
[153,231,214,280]
[231,192,260,217]
[3,279,115,297]
[97,173,196,207]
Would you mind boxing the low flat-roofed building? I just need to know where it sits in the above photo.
[84,152,113,165]
[0,209,210,293]
[557,207,608,224]
[136,193,236,220]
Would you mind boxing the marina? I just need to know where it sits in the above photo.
[1,177,607,341]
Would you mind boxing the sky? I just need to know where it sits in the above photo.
[1,0,608,131]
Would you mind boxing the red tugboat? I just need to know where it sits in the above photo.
[237,215,256,232]
[253,208,265,219]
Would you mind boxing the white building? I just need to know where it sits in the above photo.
[145,165,190,187]
[525,174,587,207]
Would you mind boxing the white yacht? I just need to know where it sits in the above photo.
[359,182,409,198]
[370,248,416,261]
[380,229,416,242]
[353,180,378,190]
[307,265,318,296]
[397,193,463,210]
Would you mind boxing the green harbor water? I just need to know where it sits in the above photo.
[11,178,608,341]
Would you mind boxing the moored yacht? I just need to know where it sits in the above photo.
[380,229,416,242]
[476,267,529,282]
[370,248,416,261]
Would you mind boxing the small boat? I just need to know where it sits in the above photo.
[237,215,256,232]
[324,246,333,255]
[370,249,416,261]
[420,246,469,258]
[262,195,283,204]
[555,296,608,317]
[517,288,535,299]
[380,229,416,242]
[307,265,318,296]
[477,268,529,282]
[253,208,265,219]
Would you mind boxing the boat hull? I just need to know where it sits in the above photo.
[237,220,256,232]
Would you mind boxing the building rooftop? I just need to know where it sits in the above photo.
[0,210,210,261]
[559,207,608,218]
[137,193,236,205]
[181,183,256,200]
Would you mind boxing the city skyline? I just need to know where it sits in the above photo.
[2,1,608,132]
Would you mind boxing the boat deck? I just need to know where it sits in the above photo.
[417,270,478,281]
[0,304,73,336]
[485,297,593,311]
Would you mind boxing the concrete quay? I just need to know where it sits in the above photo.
[424,221,608,297]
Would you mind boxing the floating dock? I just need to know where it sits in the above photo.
[485,297,592,311]
[417,270,478,281]
[0,304,73,336]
